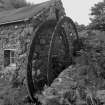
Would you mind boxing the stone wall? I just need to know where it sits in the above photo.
[0,22,33,71]
[0,8,57,84]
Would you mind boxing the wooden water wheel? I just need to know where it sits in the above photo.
[26,16,79,102]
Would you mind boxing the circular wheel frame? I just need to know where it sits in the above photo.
[26,16,79,102]
[47,16,79,85]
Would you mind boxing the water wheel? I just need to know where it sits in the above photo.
[26,16,79,102]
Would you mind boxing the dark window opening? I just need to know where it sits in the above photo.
[4,50,15,67]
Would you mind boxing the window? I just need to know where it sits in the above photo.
[4,50,16,67]
[10,51,15,64]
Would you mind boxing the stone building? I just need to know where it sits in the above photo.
[0,0,65,71]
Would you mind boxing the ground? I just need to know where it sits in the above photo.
[0,78,10,104]
[0,78,29,105]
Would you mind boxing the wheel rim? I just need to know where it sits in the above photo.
[26,20,56,102]
[47,16,79,85]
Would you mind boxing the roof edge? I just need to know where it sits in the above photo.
[0,18,29,26]
[0,0,63,26]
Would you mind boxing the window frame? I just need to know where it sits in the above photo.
[4,49,16,67]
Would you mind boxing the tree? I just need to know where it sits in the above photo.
[90,2,105,17]
[0,0,31,11]
[75,22,86,32]
[89,0,105,31]
[8,0,30,8]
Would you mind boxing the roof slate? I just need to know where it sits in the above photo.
[0,0,56,25]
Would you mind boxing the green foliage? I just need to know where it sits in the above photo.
[89,1,105,30]
[75,22,86,32]
[0,0,31,11]
[8,0,30,9]
[90,2,105,16]
[2,85,31,105]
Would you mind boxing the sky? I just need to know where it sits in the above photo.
[26,0,103,25]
